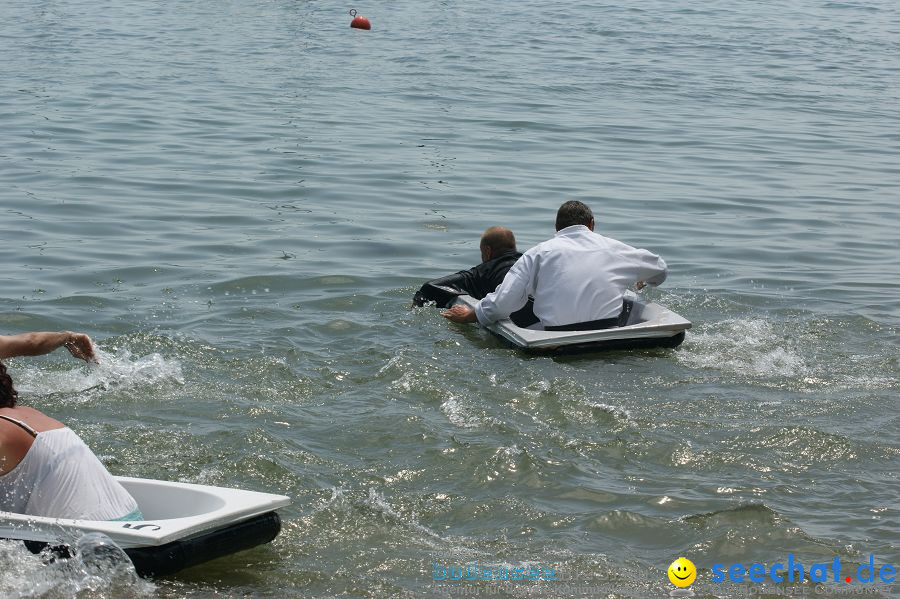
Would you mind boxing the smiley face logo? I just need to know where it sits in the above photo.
[668,557,696,587]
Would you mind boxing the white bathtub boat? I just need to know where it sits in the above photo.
[0,476,290,577]
[453,292,691,353]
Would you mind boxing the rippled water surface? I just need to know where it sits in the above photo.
[1,0,898,597]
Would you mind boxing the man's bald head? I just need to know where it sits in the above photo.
[480,226,517,262]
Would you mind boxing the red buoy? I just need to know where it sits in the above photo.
[349,9,371,30]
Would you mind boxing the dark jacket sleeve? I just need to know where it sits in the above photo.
[413,268,480,308]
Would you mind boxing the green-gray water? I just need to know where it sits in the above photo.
[1,0,898,597]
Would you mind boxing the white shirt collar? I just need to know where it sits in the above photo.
[554,224,592,237]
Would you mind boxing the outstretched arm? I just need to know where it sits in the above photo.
[0,332,97,362]
[442,257,532,326]
[414,268,478,308]
[624,246,668,289]
[473,256,532,325]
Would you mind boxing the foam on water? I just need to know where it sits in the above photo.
[585,402,634,424]
[440,396,482,429]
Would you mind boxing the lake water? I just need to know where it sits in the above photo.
[1,0,898,597]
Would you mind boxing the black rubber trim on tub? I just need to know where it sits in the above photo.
[19,510,282,578]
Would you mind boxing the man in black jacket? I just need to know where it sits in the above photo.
[414,227,538,327]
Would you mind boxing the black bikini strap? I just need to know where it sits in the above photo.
[0,414,38,438]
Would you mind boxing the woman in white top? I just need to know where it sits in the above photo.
[0,331,141,521]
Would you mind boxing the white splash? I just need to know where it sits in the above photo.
[14,347,184,401]
[678,318,807,378]
[0,538,154,598]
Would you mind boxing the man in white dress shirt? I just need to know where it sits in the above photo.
[441,201,668,330]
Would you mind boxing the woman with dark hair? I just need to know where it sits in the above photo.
[0,331,141,521]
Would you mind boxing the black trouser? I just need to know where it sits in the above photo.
[544,299,633,332]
